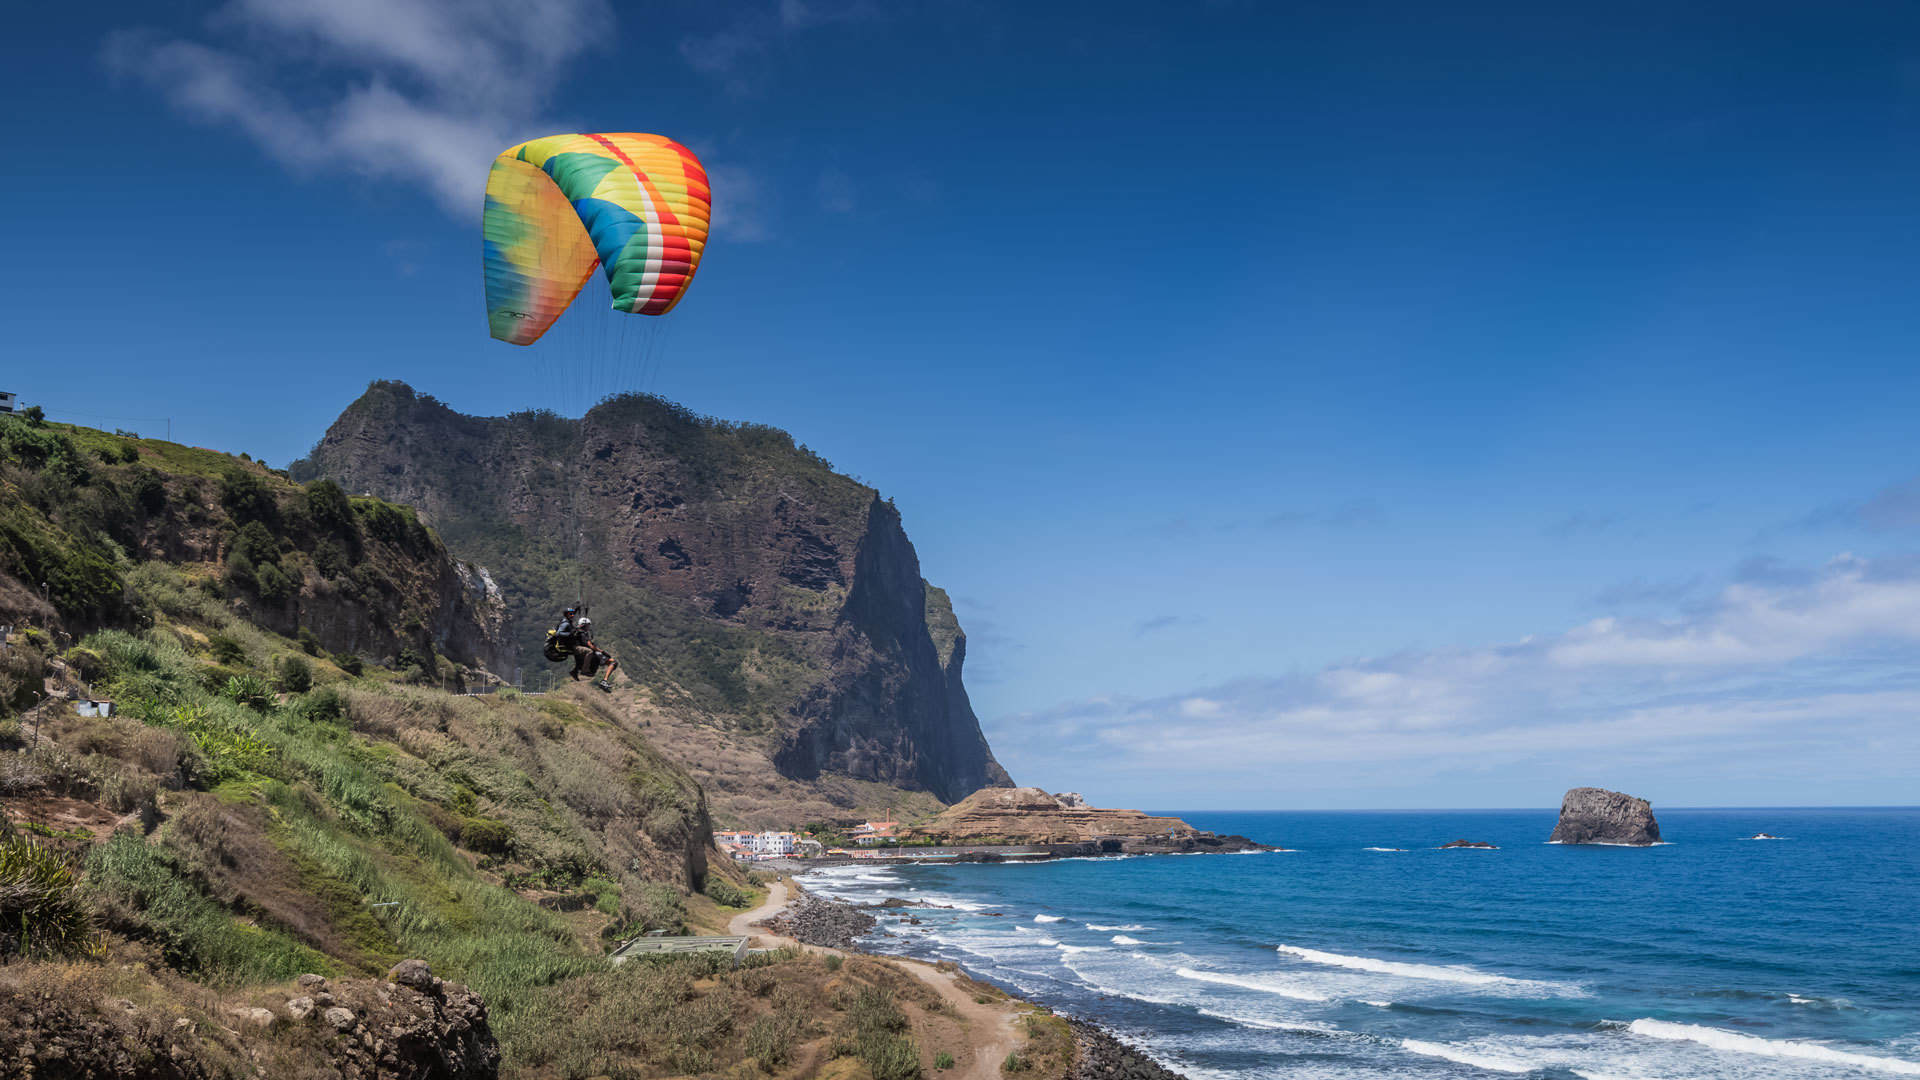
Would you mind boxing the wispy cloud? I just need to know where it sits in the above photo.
[817,167,857,214]
[679,0,882,96]
[1591,575,1703,608]
[103,0,613,215]
[988,551,1920,802]
[1545,511,1618,538]
[1134,615,1202,637]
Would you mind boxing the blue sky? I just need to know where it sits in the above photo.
[10,2,1920,808]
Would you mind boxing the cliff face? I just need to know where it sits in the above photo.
[294,382,1010,805]
[1548,787,1663,845]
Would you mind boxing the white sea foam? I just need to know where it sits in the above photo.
[1086,924,1151,932]
[1112,935,1146,946]
[1628,1018,1920,1075]
[1363,847,1407,852]
[1195,1008,1340,1035]
[1276,944,1553,990]
[1056,943,1103,954]
[1033,914,1063,923]
[1400,1039,1533,1073]
[1174,966,1330,1002]
[1359,1000,1392,1008]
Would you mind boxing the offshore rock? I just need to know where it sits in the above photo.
[1549,787,1662,846]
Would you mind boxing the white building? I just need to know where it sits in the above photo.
[751,831,796,856]
[0,391,15,415]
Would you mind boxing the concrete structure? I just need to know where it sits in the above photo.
[0,391,15,415]
[75,698,114,718]
[608,935,750,967]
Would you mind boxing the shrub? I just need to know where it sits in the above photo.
[0,833,95,958]
[849,987,921,1080]
[705,877,748,908]
[935,1052,956,1070]
[254,561,294,606]
[631,882,687,933]
[460,817,514,856]
[128,466,167,513]
[1002,1053,1025,1073]
[221,675,274,711]
[313,537,351,578]
[330,651,363,676]
[220,549,256,593]
[275,654,313,694]
[295,627,320,656]
[204,633,246,666]
[218,465,275,525]
[825,953,843,972]
[62,646,103,682]
[302,478,355,535]
[292,685,346,723]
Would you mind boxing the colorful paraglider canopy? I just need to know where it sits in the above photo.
[483,133,711,346]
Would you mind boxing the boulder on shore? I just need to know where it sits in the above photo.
[1548,787,1661,846]
[1438,838,1496,849]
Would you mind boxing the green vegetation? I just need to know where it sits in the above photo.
[842,986,923,1080]
[0,828,95,958]
[936,1051,956,1069]
[0,411,1003,1079]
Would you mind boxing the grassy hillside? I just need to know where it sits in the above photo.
[0,411,1075,1080]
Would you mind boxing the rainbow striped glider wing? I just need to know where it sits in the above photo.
[483,133,712,345]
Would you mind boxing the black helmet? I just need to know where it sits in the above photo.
[564,605,580,617]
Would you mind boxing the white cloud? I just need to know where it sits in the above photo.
[989,552,1920,804]
[103,0,613,215]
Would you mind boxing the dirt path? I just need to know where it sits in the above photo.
[732,879,1021,1080]
[728,879,793,940]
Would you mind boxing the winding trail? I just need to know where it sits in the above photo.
[732,879,1021,1080]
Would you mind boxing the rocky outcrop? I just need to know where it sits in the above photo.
[0,961,497,1080]
[1439,839,1497,849]
[1549,787,1662,845]
[296,382,1010,804]
[907,787,1271,852]
[764,894,877,949]
[1067,1018,1187,1080]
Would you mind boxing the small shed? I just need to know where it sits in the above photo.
[75,699,114,718]
[608,934,750,968]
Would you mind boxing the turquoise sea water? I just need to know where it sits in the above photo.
[800,808,1920,1079]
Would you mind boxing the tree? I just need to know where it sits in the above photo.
[218,465,276,525]
[19,405,43,427]
[302,478,354,536]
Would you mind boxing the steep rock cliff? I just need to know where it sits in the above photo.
[294,382,1010,806]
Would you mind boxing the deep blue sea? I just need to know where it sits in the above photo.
[800,809,1920,1080]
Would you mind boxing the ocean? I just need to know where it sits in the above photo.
[798,808,1920,1079]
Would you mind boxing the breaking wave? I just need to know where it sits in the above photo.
[1627,1019,1920,1075]
[1174,967,1330,1003]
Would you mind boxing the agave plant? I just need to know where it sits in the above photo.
[221,674,274,710]
[0,833,94,958]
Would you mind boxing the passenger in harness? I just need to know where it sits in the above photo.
[569,616,619,692]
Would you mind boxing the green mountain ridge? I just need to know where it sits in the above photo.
[292,382,1011,824]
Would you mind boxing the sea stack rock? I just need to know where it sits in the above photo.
[1549,787,1661,846]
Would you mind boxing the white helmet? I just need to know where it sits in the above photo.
[575,616,592,632]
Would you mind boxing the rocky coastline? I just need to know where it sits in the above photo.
[1067,1018,1189,1080]
[776,885,1190,1080]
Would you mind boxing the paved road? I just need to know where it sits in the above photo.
[731,879,1020,1080]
